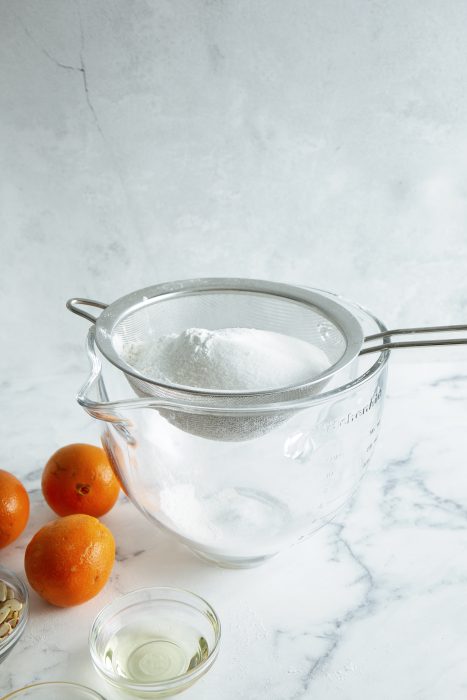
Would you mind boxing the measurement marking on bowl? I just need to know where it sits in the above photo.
[316,387,383,435]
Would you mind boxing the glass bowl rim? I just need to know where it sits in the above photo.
[0,681,106,699]
[89,586,221,692]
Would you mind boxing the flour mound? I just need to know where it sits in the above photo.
[124,327,330,391]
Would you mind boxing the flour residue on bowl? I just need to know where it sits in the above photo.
[158,484,292,549]
[123,327,330,391]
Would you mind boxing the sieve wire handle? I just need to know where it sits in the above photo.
[361,324,467,354]
[66,298,108,324]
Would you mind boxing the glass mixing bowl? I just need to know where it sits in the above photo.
[76,288,389,567]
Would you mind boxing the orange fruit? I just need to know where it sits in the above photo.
[0,470,30,549]
[24,514,115,607]
[42,443,120,517]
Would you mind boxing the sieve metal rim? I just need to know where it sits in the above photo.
[89,278,364,398]
[78,324,389,417]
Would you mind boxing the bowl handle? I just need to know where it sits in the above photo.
[66,298,108,323]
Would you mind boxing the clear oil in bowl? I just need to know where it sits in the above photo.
[104,620,210,684]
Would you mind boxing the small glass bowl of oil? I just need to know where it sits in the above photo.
[89,587,221,697]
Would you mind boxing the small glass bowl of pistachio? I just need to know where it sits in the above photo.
[0,565,29,665]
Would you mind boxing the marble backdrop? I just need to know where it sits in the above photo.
[1,0,467,384]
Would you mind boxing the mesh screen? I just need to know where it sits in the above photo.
[107,288,350,440]
[112,290,346,376]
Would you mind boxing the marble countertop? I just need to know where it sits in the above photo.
[1,358,467,698]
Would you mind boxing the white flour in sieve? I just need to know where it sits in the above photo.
[124,327,330,391]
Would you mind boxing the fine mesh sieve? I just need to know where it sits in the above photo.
[67,278,467,441]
